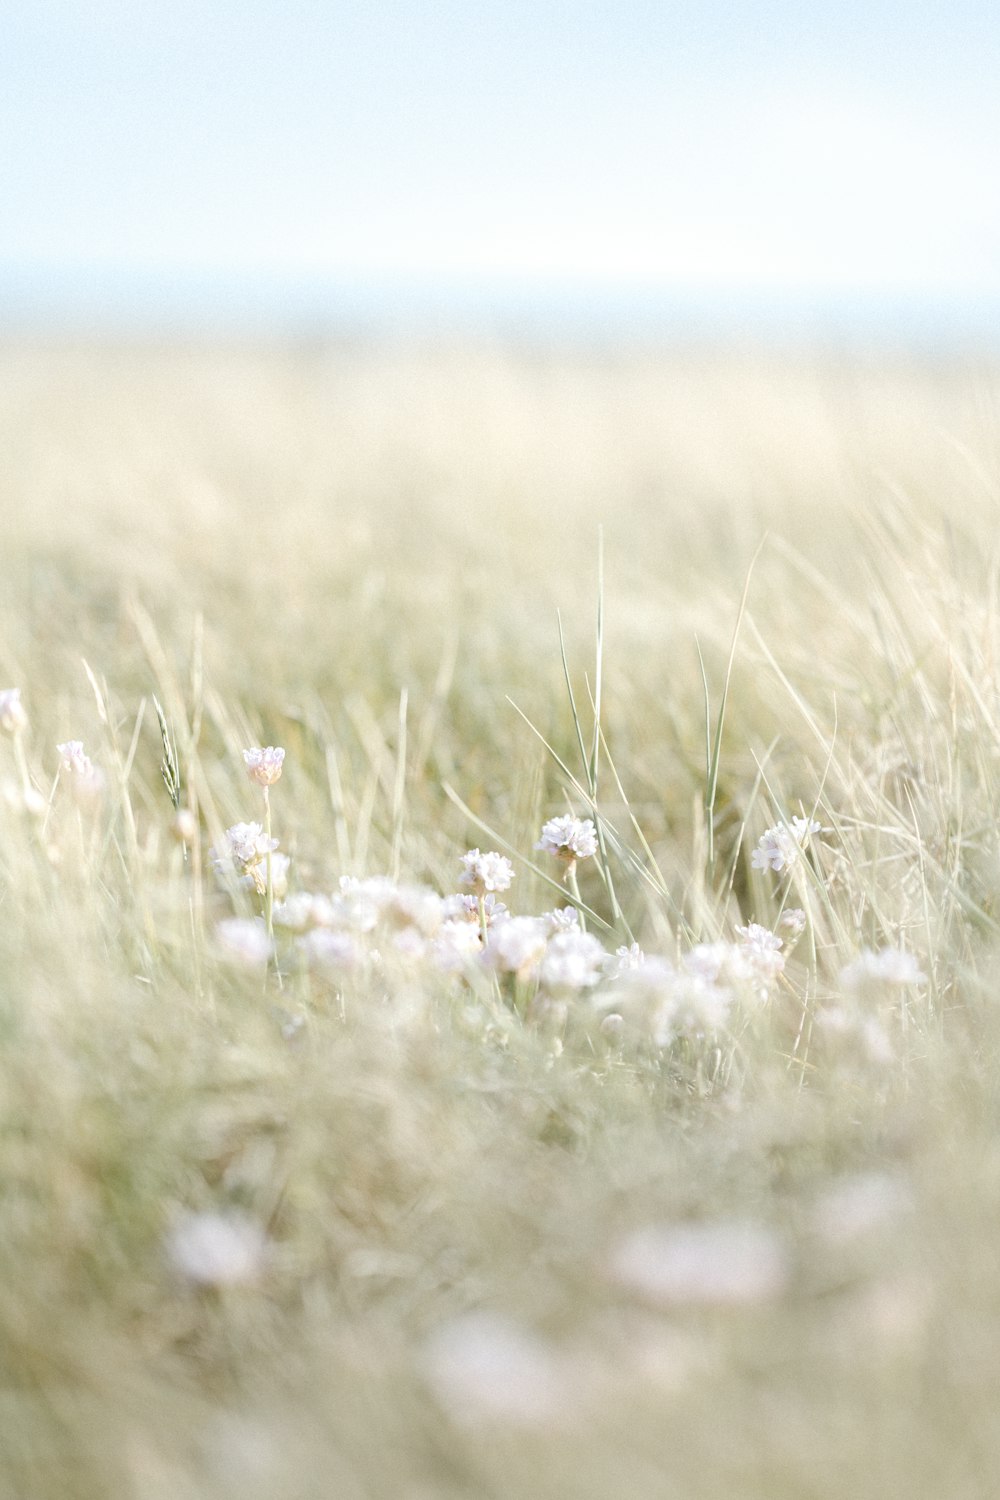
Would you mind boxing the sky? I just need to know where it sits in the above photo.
[2,0,999,338]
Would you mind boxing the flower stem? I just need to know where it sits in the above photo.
[566,862,586,931]
[263,785,274,945]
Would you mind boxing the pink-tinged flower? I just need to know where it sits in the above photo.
[211,822,288,897]
[459,849,515,896]
[751,817,822,873]
[243,746,285,787]
[535,815,598,865]
[215,917,273,967]
[0,689,27,736]
[56,739,105,799]
[442,892,509,927]
[779,908,807,937]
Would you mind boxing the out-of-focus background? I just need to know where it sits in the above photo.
[3,0,998,346]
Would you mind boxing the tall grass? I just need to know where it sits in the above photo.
[1,339,999,1497]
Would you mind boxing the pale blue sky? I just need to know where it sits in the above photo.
[3,0,998,334]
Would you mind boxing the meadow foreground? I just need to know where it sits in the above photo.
[1,340,999,1498]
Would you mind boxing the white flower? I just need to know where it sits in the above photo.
[535,815,599,864]
[779,907,807,937]
[485,916,549,978]
[386,883,444,936]
[442,892,509,927]
[0,689,28,735]
[422,1313,567,1429]
[166,1210,268,1288]
[538,929,607,992]
[541,905,580,934]
[609,1221,789,1307]
[56,739,105,799]
[735,923,785,985]
[300,928,359,972]
[332,875,397,932]
[212,822,287,898]
[215,917,273,967]
[653,973,733,1047]
[243,746,285,786]
[459,849,515,896]
[751,817,822,873]
[273,891,337,932]
[839,947,925,992]
[431,918,484,971]
[610,941,645,976]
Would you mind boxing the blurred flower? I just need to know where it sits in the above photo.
[243,746,284,786]
[538,929,606,992]
[459,849,514,896]
[609,1220,789,1307]
[300,928,359,972]
[432,918,484,971]
[0,688,28,735]
[779,907,807,936]
[839,947,925,992]
[422,1312,567,1428]
[166,1210,268,1288]
[485,915,549,979]
[735,922,785,985]
[215,917,272,967]
[56,739,105,800]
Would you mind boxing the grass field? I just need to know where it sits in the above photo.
[2,339,1000,1498]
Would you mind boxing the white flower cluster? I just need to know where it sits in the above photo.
[56,738,106,800]
[535,815,599,864]
[459,849,515,895]
[211,821,289,899]
[751,816,823,873]
[204,792,799,1059]
[838,947,925,993]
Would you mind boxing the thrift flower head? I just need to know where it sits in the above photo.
[751,817,822,873]
[538,929,607,992]
[485,916,549,979]
[780,907,807,937]
[839,947,925,993]
[212,822,287,897]
[542,905,580,934]
[166,1210,268,1288]
[443,892,509,927]
[56,739,105,799]
[0,689,27,736]
[535,815,598,865]
[459,849,515,896]
[735,923,785,985]
[243,746,285,787]
[215,917,273,967]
